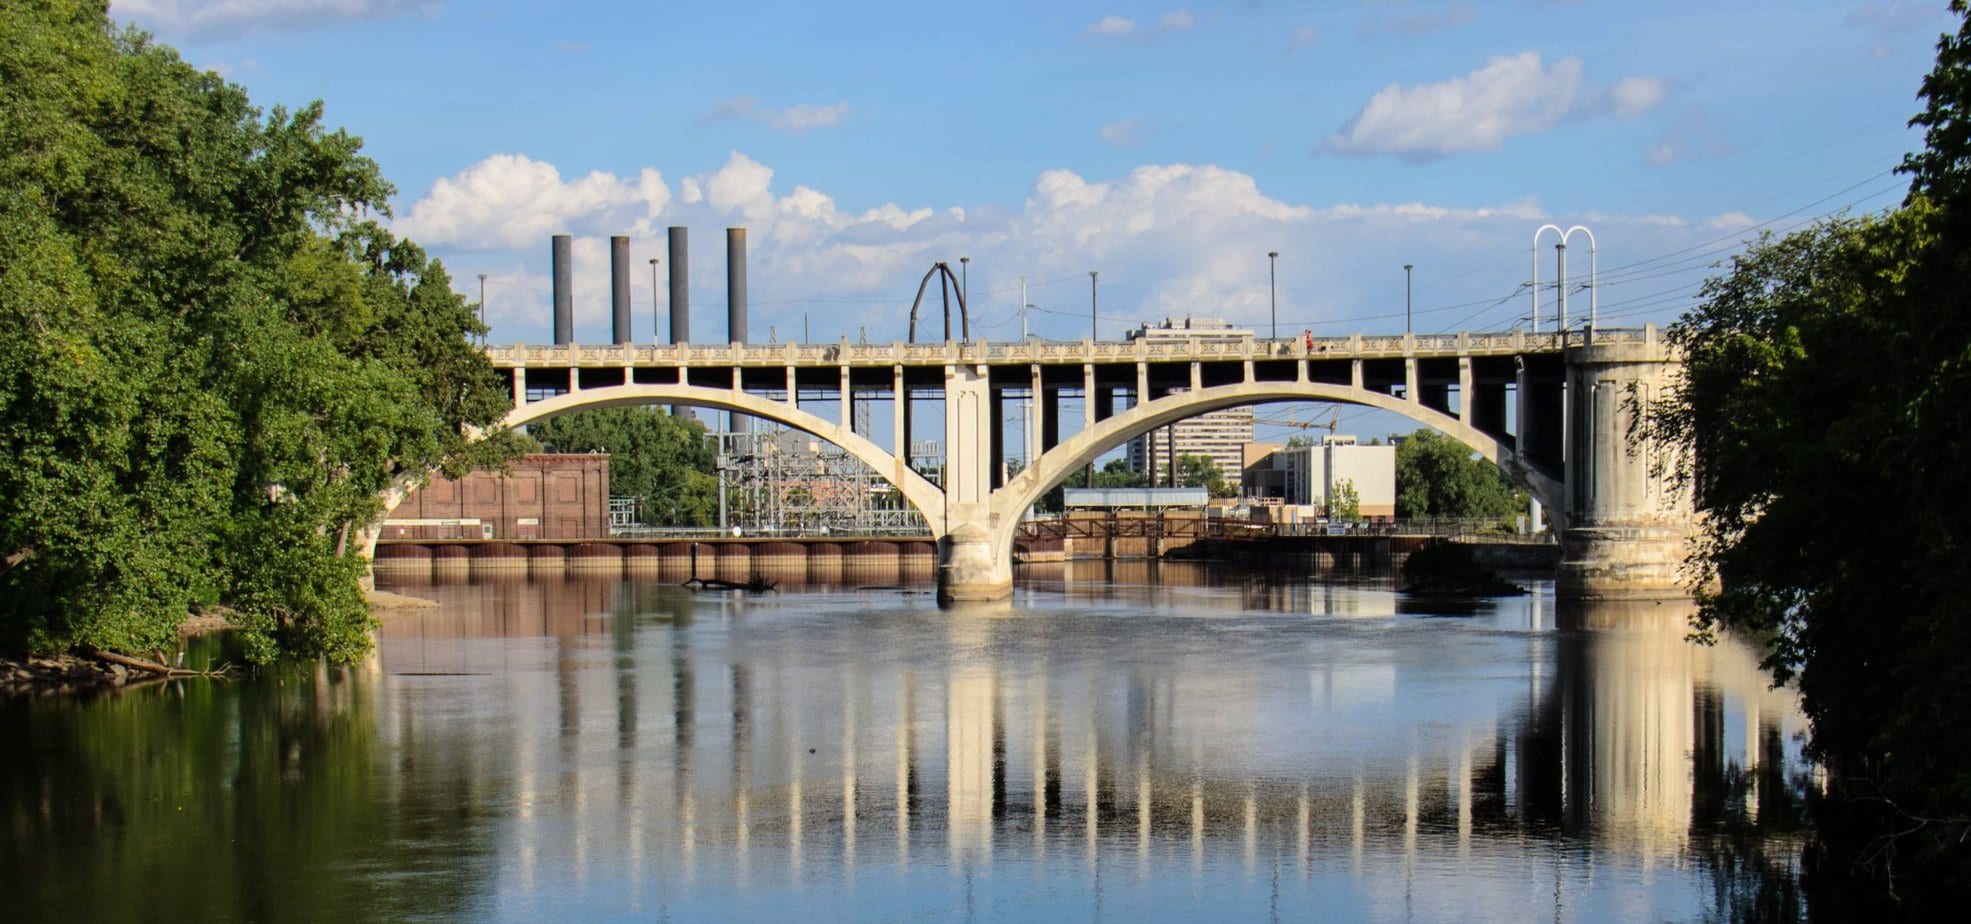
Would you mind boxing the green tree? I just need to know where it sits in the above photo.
[0,2,515,664]
[1393,429,1522,519]
[1091,457,1148,489]
[1326,478,1361,521]
[1640,5,1971,902]
[529,408,718,527]
[1175,454,1234,497]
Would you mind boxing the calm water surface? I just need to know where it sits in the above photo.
[2,563,1812,922]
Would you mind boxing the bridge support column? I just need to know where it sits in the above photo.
[938,521,1013,603]
[938,364,1012,603]
[1557,329,1693,600]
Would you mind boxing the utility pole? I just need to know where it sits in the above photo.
[1020,274,1031,467]
[1403,263,1414,334]
[1556,243,1568,336]
[1087,269,1099,489]
[647,258,659,344]
[1089,270,1099,341]
[477,273,487,345]
[1268,251,1279,340]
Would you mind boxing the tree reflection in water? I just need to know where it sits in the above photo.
[0,634,507,921]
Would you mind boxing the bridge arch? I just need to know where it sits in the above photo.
[988,381,1561,559]
[505,384,949,535]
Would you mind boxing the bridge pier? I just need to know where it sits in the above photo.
[938,522,1013,603]
[1557,331,1694,600]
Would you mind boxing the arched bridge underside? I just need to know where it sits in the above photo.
[447,328,1690,603]
[504,382,1561,541]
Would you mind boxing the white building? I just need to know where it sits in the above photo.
[1245,436,1396,518]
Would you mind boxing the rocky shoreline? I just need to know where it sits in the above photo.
[0,653,128,697]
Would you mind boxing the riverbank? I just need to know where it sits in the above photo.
[2,589,439,697]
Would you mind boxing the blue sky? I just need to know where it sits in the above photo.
[113,0,1950,440]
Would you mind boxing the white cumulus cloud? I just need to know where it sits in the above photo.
[393,153,672,251]
[113,0,438,40]
[1326,52,1665,159]
[399,150,1745,344]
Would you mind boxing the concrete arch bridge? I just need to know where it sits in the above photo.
[463,328,1687,603]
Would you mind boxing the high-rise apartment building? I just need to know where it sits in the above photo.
[1123,318,1256,486]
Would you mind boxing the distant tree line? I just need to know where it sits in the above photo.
[528,408,719,527]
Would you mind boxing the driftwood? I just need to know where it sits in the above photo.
[87,647,232,678]
[682,576,778,593]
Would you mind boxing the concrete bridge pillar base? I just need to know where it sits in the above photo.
[938,523,1013,604]
[1556,524,1693,600]
[1557,333,1694,601]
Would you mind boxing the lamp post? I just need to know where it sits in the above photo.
[1268,251,1279,340]
[646,258,659,344]
[959,255,970,309]
[1530,223,1597,335]
[476,273,487,345]
[1403,263,1413,334]
[1087,269,1100,490]
[1089,270,1099,341]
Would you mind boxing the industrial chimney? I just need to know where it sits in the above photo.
[727,227,748,346]
[610,235,631,345]
[551,234,573,345]
[668,227,689,345]
[727,227,748,434]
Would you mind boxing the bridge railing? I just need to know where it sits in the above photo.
[483,328,1644,368]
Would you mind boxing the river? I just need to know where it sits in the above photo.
[0,562,1812,922]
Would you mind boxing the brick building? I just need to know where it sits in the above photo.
[384,453,611,540]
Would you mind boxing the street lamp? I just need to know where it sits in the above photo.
[1403,263,1413,334]
[1089,270,1099,341]
[647,258,659,345]
[959,256,970,312]
[1267,251,1279,340]
[476,273,487,345]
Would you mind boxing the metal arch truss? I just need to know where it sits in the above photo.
[906,262,971,344]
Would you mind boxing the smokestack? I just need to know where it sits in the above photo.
[668,227,689,345]
[610,235,631,345]
[551,234,573,345]
[727,227,748,435]
[727,227,748,346]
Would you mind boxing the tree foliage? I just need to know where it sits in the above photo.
[1642,4,1971,902]
[1326,478,1361,521]
[528,408,718,526]
[1174,454,1235,498]
[1393,429,1522,519]
[1091,458,1147,489]
[0,2,516,663]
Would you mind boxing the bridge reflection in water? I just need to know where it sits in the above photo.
[370,570,1807,920]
